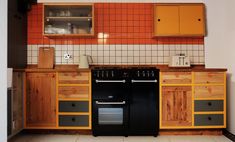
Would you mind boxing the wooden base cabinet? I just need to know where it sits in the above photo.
[162,86,192,127]
[25,72,57,128]
[160,71,226,129]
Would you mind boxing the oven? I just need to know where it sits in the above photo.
[92,68,129,136]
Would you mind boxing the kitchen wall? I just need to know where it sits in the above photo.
[27,3,205,65]
[204,0,235,135]
[0,0,8,141]
[36,0,235,135]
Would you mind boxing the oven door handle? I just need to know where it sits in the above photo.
[131,80,158,83]
[95,80,126,83]
[95,101,126,105]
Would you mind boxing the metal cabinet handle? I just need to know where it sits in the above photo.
[95,101,126,105]
[131,80,158,83]
[95,80,126,83]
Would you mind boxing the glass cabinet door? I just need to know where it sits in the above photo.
[43,4,94,36]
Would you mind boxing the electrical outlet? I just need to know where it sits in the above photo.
[64,53,72,60]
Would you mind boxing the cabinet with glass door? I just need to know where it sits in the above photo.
[43,4,94,36]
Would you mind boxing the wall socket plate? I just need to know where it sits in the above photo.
[64,53,72,60]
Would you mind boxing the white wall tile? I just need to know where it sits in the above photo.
[27,44,205,65]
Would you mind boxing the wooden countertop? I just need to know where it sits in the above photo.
[14,65,227,72]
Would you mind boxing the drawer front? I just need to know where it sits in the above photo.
[194,72,224,84]
[58,86,89,99]
[161,72,192,84]
[58,72,89,84]
[59,101,89,112]
[59,115,89,127]
[194,86,224,99]
[194,114,224,126]
[194,100,223,112]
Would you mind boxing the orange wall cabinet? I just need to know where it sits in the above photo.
[25,72,57,128]
[154,4,205,37]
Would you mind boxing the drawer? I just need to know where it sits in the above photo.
[194,114,224,126]
[59,101,89,112]
[194,100,223,112]
[194,86,224,99]
[161,72,192,84]
[58,86,89,99]
[59,115,89,127]
[58,72,89,84]
[194,72,224,84]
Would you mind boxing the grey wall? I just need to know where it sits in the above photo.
[0,0,8,141]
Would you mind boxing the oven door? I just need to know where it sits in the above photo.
[92,100,128,136]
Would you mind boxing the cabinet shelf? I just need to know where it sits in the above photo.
[45,17,93,22]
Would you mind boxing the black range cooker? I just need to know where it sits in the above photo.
[92,67,159,136]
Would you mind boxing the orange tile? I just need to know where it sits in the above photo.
[122,27,128,33]
[110,27,116,33]
[127,21,134,27]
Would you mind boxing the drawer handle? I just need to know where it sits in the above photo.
[208,117,212,121]
[72,117,76,122]
[71,103,76,107]
[198,18,201,21]
[208,102,212,106]
[158,19,161,22]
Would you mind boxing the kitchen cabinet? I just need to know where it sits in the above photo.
[25,72,57,128]
[193,72,226,128]
[160,71,226,129]
[43,4,94,37]
[154,3,205,37]
[12,72,24,134]
[57,71,91,129]
[161,86,192,127]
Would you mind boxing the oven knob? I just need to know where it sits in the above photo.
[151,71,155,77]
[111,71,114,77]
[106,71,109,78]
[97,71,100,78]
[137,71,140,77]
[101,71,104,78]
[142,71,145,77]
[147,71,150,77]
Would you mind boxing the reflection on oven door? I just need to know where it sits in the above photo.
[98,108,123,125]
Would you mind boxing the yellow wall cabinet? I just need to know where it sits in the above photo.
[160,71,226,129]
[154,4,205,37]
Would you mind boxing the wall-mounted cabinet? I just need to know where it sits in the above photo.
[154,3,205,37]
[43,4,94,37]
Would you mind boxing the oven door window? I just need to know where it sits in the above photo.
[98,108,123,125]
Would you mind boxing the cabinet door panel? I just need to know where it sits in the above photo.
[154,6,179,36]
[12,72,23,133]
[179,5,205,35]
[26,73,56,127]
[162,86,192,127]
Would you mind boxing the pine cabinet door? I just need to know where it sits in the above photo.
[26,73,56,128]
[161,86,192,127]
[154,5,180,36]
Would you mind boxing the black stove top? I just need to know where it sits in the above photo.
[92,67,158,80]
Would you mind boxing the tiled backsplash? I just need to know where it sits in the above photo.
[27,3,205,65]
[27,44,204,65]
